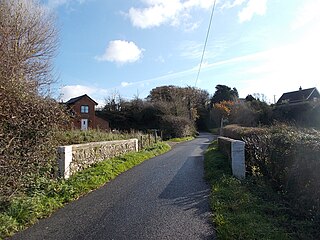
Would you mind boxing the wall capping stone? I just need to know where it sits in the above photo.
[58,138,138,179]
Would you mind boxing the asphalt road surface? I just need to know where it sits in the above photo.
[11,132,216,240]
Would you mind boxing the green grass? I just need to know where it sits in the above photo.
[204,141,299,240]
[55,129,155,145]
[167,136,194,142]
[0,142,170,239]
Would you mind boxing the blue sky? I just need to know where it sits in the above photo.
[43,0,320,106]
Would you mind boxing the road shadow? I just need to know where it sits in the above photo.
[158,155,215,239]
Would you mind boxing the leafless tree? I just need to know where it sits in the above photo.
[0,1,69,200]
[0,0,58,95]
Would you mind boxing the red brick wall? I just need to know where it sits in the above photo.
[69,96,96,129]
[95,116,110,131]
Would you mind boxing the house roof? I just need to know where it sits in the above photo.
[277,87,319,104]
[65,94,98,105]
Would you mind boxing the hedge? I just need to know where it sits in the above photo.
[222,124,320,221]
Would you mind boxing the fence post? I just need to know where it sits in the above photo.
[140,136,143,150]
[154,129,157,143]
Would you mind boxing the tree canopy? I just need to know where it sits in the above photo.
[211,84,239,104]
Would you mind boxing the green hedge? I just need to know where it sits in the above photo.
[222,124,320,221]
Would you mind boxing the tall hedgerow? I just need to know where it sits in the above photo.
[0,0,69,202]
[222,124,320,220]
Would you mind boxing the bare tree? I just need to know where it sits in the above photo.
[0,0,68,200]
[0,0,58,95]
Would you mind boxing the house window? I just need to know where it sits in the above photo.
[81,105,89,113]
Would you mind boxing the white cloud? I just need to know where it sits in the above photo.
[219,0,268,23]
[220,0,246,10]
[292,0,320,30]
[179,39,227,60]
[127,0,216,29]
[96,40,144,64]
[238,0,267,23]
[60,85,109,108]
[121,82,132,87]
[226,28,320,101]
[60,85,97,101]
[122,28,320,101]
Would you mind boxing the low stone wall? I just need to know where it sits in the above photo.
[218,136,245,179]
[58,139,138,179]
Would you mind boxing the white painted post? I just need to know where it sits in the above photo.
[58,146,73,179]
[134,139,138,152]
[231,140,246,179]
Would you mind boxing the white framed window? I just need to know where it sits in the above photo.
[81,105,89,113]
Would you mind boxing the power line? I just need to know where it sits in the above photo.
[194,0,217,87]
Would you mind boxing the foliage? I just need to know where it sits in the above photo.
[205,141,319,239]
[230,99,272,126]
[0,0,69,202]
[204,141,290,239]
[222,124,320,222]
[273,101,320,128]
[161,115,196,139]
[211,85,238,104]
[100,85,211,134]
[55,129,157,146]
[0,142,171,239]
[210,101,234,127]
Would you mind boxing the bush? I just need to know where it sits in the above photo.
[0,0,68,203]
[160,115,196,139]
[230,100,272,127]
[222,124,320,220]
[273,101,320,128]
[0,92,69,202]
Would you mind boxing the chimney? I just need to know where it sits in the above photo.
[299,86,302,91]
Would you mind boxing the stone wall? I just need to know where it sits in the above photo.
[58,139,138,179]
[218,136,245,179]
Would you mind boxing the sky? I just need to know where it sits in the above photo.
[42,0,320,106]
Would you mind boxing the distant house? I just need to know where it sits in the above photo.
[65,94,109,131]
[277,87,320,105]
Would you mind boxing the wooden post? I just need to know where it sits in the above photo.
[140,136,143,150]
[154,130,157,143]
[220,117,224,136]
[148,134,151,146]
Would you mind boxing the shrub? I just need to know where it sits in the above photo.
[0,0,67,203]
[160,115,196,139]
[273,101,320,128]
[0,92,69,202]
[222,124,320,219]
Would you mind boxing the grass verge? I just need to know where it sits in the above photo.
[0,142,170,239]
[167,136,194,142]
[204,141,318,240]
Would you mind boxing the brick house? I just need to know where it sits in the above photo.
[65,94,109,131]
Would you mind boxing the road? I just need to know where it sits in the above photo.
[11,132,215,240]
